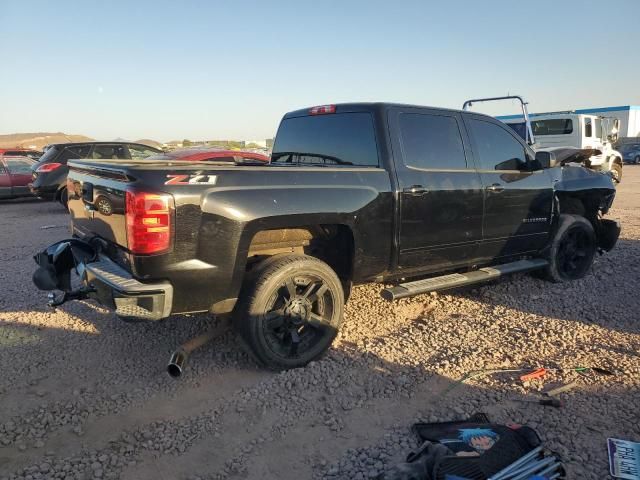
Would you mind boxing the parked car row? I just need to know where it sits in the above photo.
[18,141,269,206]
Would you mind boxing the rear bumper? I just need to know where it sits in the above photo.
[30,184,58,200]
[32,238,173,321]
[83,255,173,320]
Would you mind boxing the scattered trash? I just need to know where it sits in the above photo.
[384,414,565,480]
[40,225,64,230]
[519,368,547,382]
[543,381,580,397]
[608,438,640,480]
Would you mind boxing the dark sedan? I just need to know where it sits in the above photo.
[617,143,640,164]
[31,142,161,206]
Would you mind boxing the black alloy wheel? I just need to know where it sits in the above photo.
[234,254,344,369]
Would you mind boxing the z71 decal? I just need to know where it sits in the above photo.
[165,174,218,185]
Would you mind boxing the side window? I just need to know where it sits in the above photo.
[60,145,91,161]
[399,113,467,170]
[594,118,602,139]
[468,119,528,171]
[128,145,159,159]
[584,118,593,138]
[92,145,130,160]
[4,158,33,174]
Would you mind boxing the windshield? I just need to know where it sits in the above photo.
[531,119,573,135]
[271,112,379,167]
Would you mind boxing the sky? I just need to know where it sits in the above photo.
[1,0,639,142]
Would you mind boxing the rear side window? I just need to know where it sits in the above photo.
[60,145,91,162]
[272,112,378,166]
[399,113,467,170]
[92,145,129,160]
[468,119,527,171]
[532,119,573,135]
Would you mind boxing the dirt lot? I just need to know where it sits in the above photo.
[1,167,639,480]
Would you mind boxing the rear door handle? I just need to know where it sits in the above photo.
[485,183,504,193]
[403,185,430,196]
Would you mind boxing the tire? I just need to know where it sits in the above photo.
[58,187,68,208]
[234,254,344,370]
[542,214,597,283]
[610,162,622,183]
[634,155,640,165]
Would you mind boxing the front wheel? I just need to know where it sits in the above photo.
[542,214,597,283]
[610,162,622,183]
[234,254,344,370]
[634,155,640,165]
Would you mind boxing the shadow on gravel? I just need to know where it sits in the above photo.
[445,238,640,337]
[0,303,638,480]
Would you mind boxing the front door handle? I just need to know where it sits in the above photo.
[403,185,430,196]
[485,183,504,193]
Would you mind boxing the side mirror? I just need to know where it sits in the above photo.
[534,151,556,169]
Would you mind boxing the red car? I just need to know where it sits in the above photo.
[0,148,43,161]
[147,148,270,163]
[0,155,37,199]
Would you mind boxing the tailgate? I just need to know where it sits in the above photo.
[67,162,131,248]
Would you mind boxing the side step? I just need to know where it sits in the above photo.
[381,258,549,301]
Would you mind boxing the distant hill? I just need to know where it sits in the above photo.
[134,138,163,149]
[0,132,95,150]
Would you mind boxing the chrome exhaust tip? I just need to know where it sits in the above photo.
[167,350,188,378]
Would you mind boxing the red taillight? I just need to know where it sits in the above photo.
[125,190,173,255]
[36,162,63,173]
[309,104,336,115]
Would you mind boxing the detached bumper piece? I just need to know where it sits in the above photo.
[33,238,172,321]
[382,258,549,301]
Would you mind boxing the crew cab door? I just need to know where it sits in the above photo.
[389,107,484,274]
[464,115,553,259]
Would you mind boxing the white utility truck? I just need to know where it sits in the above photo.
[503,111,623,182]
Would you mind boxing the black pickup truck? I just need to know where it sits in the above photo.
[33,103,620,369]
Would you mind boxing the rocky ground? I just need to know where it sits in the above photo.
[1,167,639,480]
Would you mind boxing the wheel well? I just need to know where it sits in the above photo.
[246,225,355,282]
[557,193,599,224]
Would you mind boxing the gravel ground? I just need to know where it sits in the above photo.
[1,168,639,480]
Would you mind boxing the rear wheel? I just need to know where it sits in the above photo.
[58,187,68,208]
[543,214,596,283]
[634,155,640,165]
[234,254,344,370]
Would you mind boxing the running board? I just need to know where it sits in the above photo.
[381,259,549,301]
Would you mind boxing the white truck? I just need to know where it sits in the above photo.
[503,111,623,182]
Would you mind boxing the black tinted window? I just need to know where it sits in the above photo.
[399,113,467,170]
[272,112,378,166]
[532,119,573,135]
[584,118,592,137]
[468,119,527,171]
[60,145,91,162]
